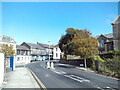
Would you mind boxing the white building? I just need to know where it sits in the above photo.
[53,45,62,60]
[0,35,16,53]
[16,45,31,65]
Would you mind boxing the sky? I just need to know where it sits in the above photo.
[1,2,118,45]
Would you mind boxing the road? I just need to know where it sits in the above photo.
[26,60,119,89]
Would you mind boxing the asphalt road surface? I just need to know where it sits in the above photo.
[26,60,119,89]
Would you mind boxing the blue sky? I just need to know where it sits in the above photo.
[1,2,118,45]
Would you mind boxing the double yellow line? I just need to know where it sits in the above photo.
[28,68,47,90]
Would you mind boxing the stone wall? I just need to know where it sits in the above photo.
[59,59,92,68]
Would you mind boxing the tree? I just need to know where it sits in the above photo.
[59,28,98,68]
[59,28,91,55]
[0,44,15,73]
[0,44,15,57]
[59,28,77,55]
[71,30,98,68]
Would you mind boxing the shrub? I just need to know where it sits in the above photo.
[90,55,104,62]
[105,56,120,78]
[107,50,120,55]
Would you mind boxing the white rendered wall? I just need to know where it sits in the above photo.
[15,55,31,65]
[53,46,61,60]
[0,53,4,85]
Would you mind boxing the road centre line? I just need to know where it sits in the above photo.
[70,75,90,82]
[51,69,90,83]
[64,74,90,83]
[51,69,90,82]
[40,64,46,69]
[51,69,66,75]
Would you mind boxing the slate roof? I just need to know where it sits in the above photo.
[112,15,120,25]
[16,45,30,50]
[25,42,45,50]
[53,44,59,47]
[0,35,16,43]
[103,33,113,38]
[37,43,54,49]
[96,33,113,39]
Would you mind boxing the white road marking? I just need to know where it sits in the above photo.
[51,69,66,75]
[65,75,83,82]
[70,75,90,82]
[40,64,46,69]
[51,69,90,83]
[64,74,90,83]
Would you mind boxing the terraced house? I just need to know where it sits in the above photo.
[16,45,31,65]
[16,42,62,64]
[21,42,47,61]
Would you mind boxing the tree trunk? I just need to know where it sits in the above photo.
[84,58,87,68]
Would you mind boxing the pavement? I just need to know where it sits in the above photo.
[1,66,39,89]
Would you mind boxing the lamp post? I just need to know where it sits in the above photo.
[47,40,50,69]
[48,40,50,62]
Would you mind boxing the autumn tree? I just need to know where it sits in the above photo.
[0,44,15,73]
[59,28,82,55]
[59,28,98,68]
[71,31,98,68]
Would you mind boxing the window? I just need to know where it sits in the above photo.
[17,57,20,61]
[109,45,113,51]
[56,48,58,51]
[56,53,58,57]
[26,51,28,55]
[100,40,104,47]
[22,57,23,60]
[17,50,20,55]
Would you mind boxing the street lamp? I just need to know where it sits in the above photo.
[48,40,50,62]
[46,40,51,69]
[47,40,54,69]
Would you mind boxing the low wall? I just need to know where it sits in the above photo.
[0,53,4,85]
[59,59,92,67]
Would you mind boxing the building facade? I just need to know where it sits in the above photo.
[16,41,62,64]
[21,42,47,60]
[53,45,62,60]
[0,35,16,53]
[16,45,31,65]
[37,42,53,60]
[96,33,114,53]
[112,15,120,51]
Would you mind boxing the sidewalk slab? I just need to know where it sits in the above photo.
[1,67,39,88]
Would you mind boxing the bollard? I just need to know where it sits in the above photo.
[51,62,54,69]
[47,62,50,69]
